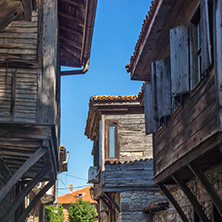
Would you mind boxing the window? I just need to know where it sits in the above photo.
[190,0,213,89]
[105,120,118,160]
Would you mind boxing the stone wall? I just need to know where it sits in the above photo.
[118,190,167,222]
[152,165,222,221]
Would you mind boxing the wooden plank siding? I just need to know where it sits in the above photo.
[104,113,153,162]
[154,68,218,177]
[0,11,38,64]
[102,159,156,191]
[0,68,38,123]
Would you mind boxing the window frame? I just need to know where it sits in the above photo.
[105,120,119,161]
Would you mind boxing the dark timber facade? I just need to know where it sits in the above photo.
[0,0,97,221]
[127,0,222,221]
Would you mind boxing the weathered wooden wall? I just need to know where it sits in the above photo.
[154,68,218,176]
[0,5,60,127]
[102,159,155,190]
[0,11,38,64]
[104,113,153,162]
[0,10,40,123]
[0,68,39,123]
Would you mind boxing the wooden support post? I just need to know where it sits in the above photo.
[0,168,48,222]
[0,0,24,30]
[172,174,210,222]
[104,192,120,212]
[100,196,113,212]
[22,0,32,21]
[188,162,222,217]
[18,180,54,222]
[0,146,48,204]
[158,183,189,222]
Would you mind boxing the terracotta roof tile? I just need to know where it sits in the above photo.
[85,95,139,139]
[105,158,151,166]
[126,0,159,73]
[58,186,96,204]
[90,95,138,102]
[137,81,148,102]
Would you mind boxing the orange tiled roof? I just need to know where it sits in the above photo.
[85,95,139,139]
[58,186,96,204]
[126,0,159,73]
[137,81,148,102]
[90,95,138,102]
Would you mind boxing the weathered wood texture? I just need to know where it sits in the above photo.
[170,24,189,97]
[104,113,153,162]
[41,0,58,124]
[155,56,171,118]
[0,11,38,64]
[144,83,157,134]
[0,0,24,31]
[102,159,155,190]
[214,0,222,130]
[154,68,218,177]
[0,68,38,123]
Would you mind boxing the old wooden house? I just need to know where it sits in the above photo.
[0,0,97,221]
[85,95,166,222]
[126,0,222,221]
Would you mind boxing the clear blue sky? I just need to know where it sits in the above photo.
[58,0,151,196]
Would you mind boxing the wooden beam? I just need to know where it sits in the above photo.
[158,183,189,222]
[60,35,82,50]
[104,192,120,212]
[172,174,210,222]
[0,123,51,140]
[18,180,54,222]
[59,0,84,9]
[58,11,84,24]
[22,0,32,21]
[0,0,24,30]
[0,146,48,204]
[100,196,113,212]
[0,168,48,222]
[0,157,12,181]
[188,162,222,217]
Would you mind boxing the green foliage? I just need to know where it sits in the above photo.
[68,199,96,222]
[45,204,65,222]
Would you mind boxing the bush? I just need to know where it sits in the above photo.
[69,199,96,222]
[45,204,65,222]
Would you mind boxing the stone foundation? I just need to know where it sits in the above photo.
[152,165,222,222]
[118,190,166,222]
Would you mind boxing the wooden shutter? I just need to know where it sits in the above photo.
[189,23,198,89]
[155,56,171,119]
[144,83,156,135]
[201,0,212,73]
[170,24,189,97]
[215,0,222,122]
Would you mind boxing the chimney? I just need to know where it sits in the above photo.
[69,184,73,193]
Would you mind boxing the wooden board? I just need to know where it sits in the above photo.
[154,69,218,176]
[155,56,171,118]
[170,23,189,97]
